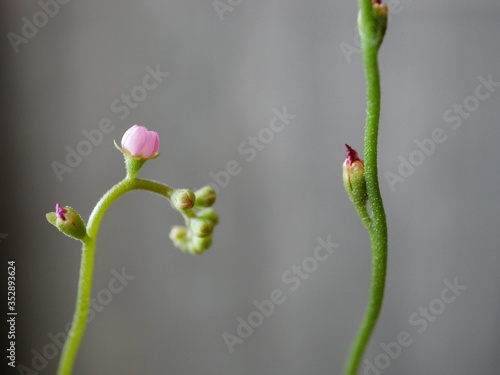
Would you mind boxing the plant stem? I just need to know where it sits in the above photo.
[343,1,388,374]
[57,177,173,375]
[56,238,94,375]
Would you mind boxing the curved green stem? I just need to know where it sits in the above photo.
[57,177,173,375]
[353,203,372,230]
[343,1,388,374]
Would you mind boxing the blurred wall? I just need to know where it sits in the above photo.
[1,1,500,374]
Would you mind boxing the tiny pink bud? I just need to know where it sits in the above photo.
[121,125,160,158]
[343,144,368,206]
[372,0,382,4]
[56,203,68,221]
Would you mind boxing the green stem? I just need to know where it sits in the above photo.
[353,203,372,230]
[343,1,388,374]
[57,177,173,375]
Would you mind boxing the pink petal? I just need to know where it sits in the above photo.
[121,125,160,157]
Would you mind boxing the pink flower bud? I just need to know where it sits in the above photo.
[343,144,368,206]
[121,125,160,158]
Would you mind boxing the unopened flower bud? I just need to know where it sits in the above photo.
[46,204,88,241]
[190,218,214,238]
[358,0,388,48]
[121,125,160,159]
[189,236,212,255]
[197,208,219,226]
[194,186,217,208]
[169,225,188,250]
[343,144,368,206]
[115,125,160,178]
[169,225,187,241]
[171,189,195,211]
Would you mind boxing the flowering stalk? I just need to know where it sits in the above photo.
[343,1,388,374]
[47,125,218,375]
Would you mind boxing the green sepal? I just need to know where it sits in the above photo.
[46,212,57,226]
[343,162,368,207]
[114,140,160,178]
[357,3,388,49]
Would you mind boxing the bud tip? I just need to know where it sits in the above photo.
[56,203,67,221]
[345,144,361,166]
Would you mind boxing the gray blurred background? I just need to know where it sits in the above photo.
[1,0,500,374]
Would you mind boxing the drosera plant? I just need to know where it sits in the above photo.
[342,1,389,375]
[46,125,219,375]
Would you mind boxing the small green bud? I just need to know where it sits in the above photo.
[47,204,88,241]
[189,236,212,255]
[194,186,217,208]
[171,189,196,211]
[190,218,214,238]
[358,0,388,48]
[197,208,219,226]
[169,225,188,250]
[343,145,368,206]
[169,225,187,241]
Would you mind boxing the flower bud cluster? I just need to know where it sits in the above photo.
[47,125,219,255]
[169,186,219,255]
